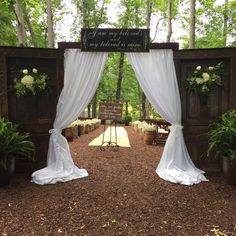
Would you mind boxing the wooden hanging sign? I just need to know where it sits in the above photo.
[81,28,149,52]
[98,102,123,121]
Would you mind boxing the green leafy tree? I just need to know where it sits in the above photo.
[71,0,109,39]
[0,0,63,47]
[71,0,110,117]
[180,0,236,48]
[0,1,18,46]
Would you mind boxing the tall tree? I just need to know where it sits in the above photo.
[115,0,129,102]
[71,0,109,38]
[14,0,26,46]
[223,0,229,46]
[116,0,134,102]
[24,10,37,47]
[116,0,146,106]
[189,0,196,48]
[191,0,236,48]
[146,0,152,27]
[141,0,152,119]
[19,0,38,47]
[116,52,125,100]
[0,1,18,46]
[166,0,173,42]
[72,0,109,117]
[46,0,54,48]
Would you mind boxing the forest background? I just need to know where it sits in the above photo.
[1,0,235,120]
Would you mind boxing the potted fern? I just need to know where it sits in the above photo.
[0,118,35,186]
[122,114,132,126]
[207,109,236,185]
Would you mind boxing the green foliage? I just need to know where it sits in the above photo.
[185,63,223,95]
[0,118,35,169]
[207,109,236,161]
[0,1,18,46]
[97,53,141,118]
[117,0,146,28]
[0,0,64,47]
[13,68,50,96]
[97,53,119,101]
[121,113,132,125]
[149,106,161,119]
[71,0,109,39]
[152,0,180,18]
[180,0,236,48]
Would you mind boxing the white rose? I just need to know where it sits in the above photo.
[32,68,38,73]
[202,73,210,80]
[22,69,28,74]
[201,85,209,93]
[196,66,201,70]
[196,78,204,84]
[21,75,34,88]
[208,66,214,70]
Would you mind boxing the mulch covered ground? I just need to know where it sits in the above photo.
[0,125,236,236]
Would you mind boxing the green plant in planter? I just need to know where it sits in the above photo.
[207,109,236,185]
[207,109,236,161]
[122,114,132,125]
[0,118,35,185]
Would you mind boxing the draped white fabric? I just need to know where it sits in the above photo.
[127,50,208,185]
[31,49,107,185]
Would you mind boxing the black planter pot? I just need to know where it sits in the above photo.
[222,156,236,186]
[0,158,15,187]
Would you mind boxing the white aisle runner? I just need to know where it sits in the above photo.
[88,127,131,147]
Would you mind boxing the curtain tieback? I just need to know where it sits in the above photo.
[170,124,183,130]
[49,129,62,135]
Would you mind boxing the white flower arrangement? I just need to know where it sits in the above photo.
[14,68,49,96]
[185,63,223,95]
[143,124,156,132]
[69,119,101,128]
[132,121,141,125]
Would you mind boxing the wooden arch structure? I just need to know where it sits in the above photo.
[0,44,236,173]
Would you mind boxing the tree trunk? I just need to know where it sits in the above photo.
[146,0,152,28]
[116,52,125,101]
[138,84,142,118]
[189,0,196,48]
[92,93,97,118]
[223,0,229,46]
[142,92,146,119]
[82,0,89,27]
[24,10,37,47]
[141,0,152,119]
[125,101,129,116]
[97,0,105,27]
[166,0,172,42]
[87,104,91,118]
[46,0,54,48]
[14,0,26,46]
[145,99,150,118]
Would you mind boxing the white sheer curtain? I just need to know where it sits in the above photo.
[127,50,208,185]
[32,49,107,185]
